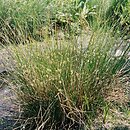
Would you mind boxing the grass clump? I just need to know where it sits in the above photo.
[8,27,129,129]
[0,0,129,129]
[0,0,51,43]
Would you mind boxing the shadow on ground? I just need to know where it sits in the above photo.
[0,116,15,130]
[97,125,130,130]
[112,126,129,130]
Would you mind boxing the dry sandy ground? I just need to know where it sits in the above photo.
[0,48,17,129]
